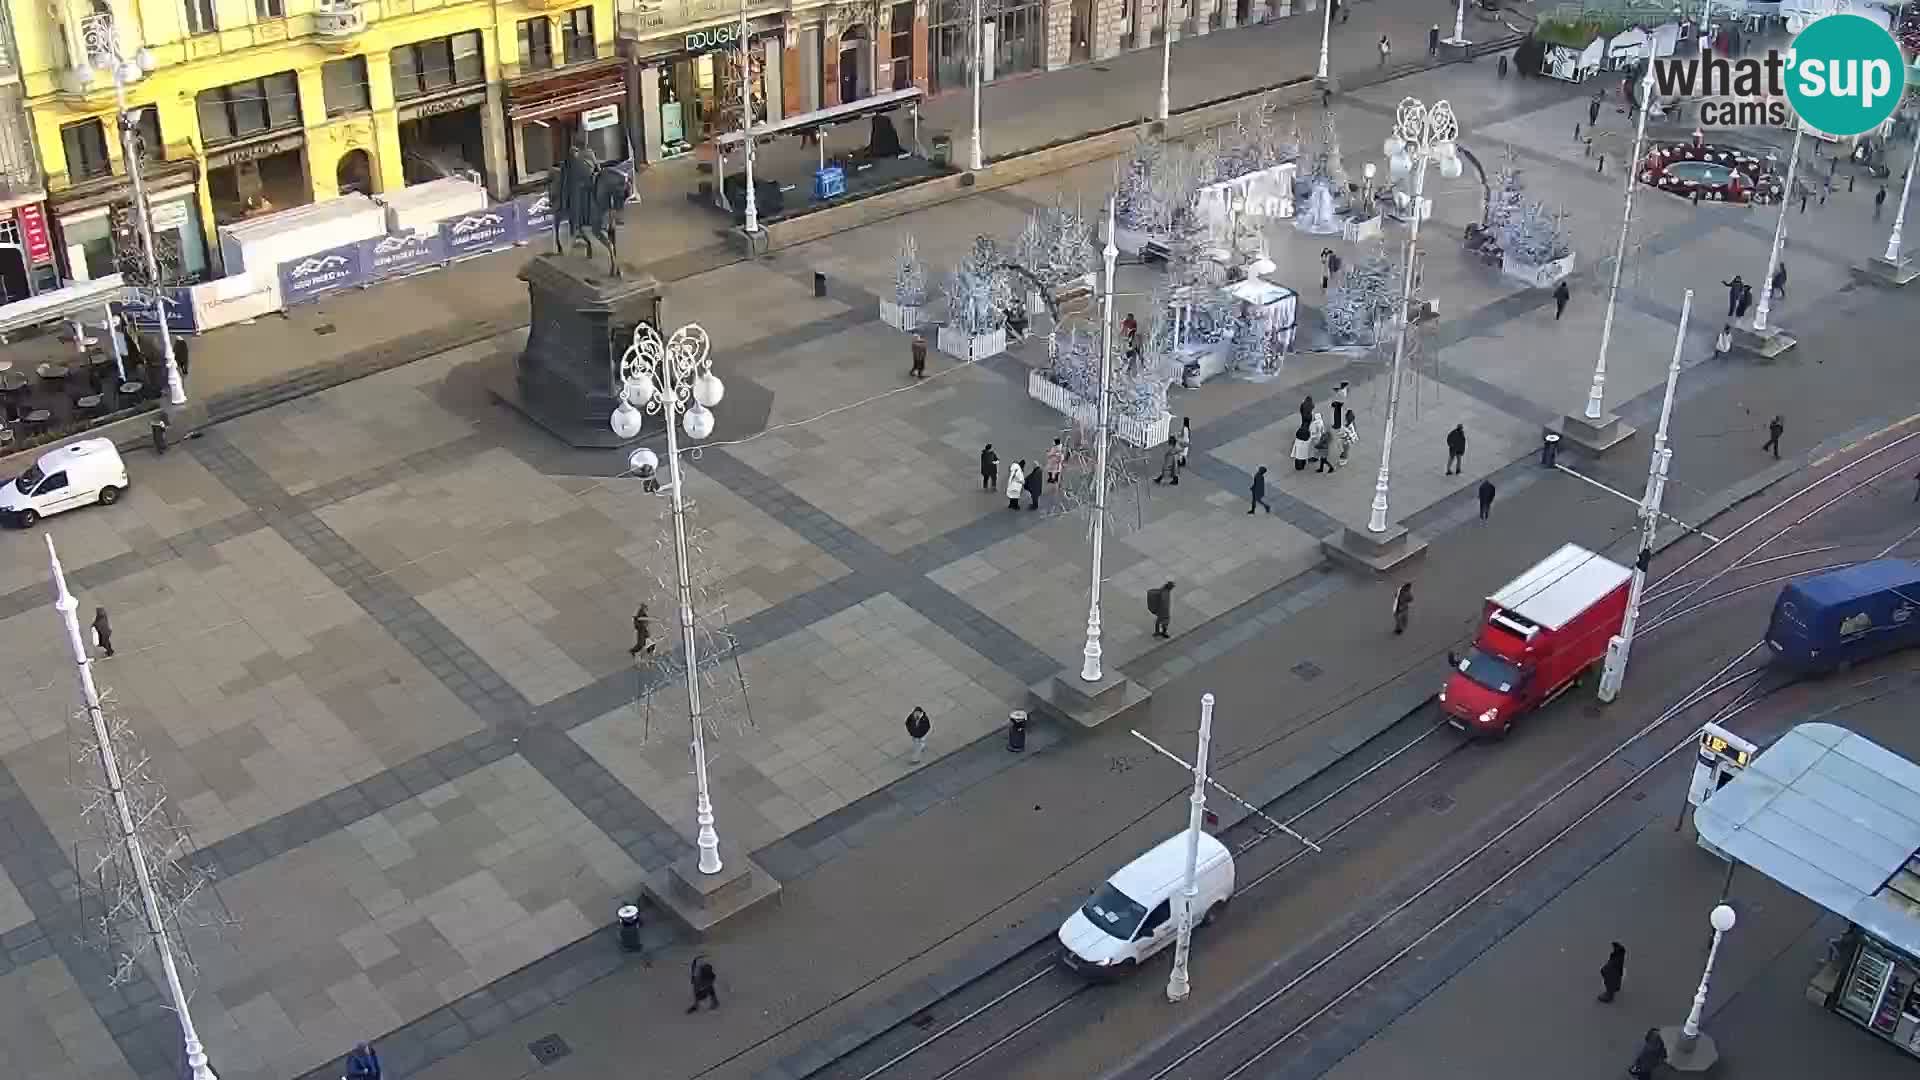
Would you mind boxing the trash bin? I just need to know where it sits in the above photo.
[1006,709,1028,753]
[931,134,953,169]
[617,904,643,952]
[150,415,168,456]
[1541,431,1561,468]
[814,271,828,298]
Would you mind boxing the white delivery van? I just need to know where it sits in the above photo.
[1058,830,1234,974]
[0,438,129,526]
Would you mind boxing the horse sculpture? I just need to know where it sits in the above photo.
[547,141,634,279]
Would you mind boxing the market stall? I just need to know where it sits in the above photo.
[1693,722,1920,1059]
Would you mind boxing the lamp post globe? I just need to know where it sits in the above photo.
[116,59,140,84]
[683,403,716,440]
[624,371,657,405]
[135,46,157,73]
[1710,904,1736,932]
[628,447,660,474]
[610,400,645,440]
[693,371,726,408]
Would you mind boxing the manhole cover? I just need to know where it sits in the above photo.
[528,1034,572,1066]
[1428,793,1456,813]
[314,323,337,336]
[1291,661,1323,681]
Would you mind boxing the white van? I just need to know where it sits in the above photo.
[1058,830,1235,974]
[0,438,129,527]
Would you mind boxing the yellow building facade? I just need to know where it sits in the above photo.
[14,0,622,280]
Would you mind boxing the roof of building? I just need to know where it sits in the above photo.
[1695,723,1920,952]
[1488,543,1632,631]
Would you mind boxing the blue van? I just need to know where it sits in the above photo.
[1766,560,1920,673]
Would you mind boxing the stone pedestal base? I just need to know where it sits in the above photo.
[1028,669,1151,729]
[1441,38,1473,58]
[1732,323,1797,360]
[643,847,782,935]
[1855,255,1920,287]
[1552,412,1636,454]
[1657,1027,1720,1072]
[491,256,663,449]
[1322,524,1429,575]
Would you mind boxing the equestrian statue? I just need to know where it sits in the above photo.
[546,138,634,278]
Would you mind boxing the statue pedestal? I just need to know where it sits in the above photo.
[491,255,664,448]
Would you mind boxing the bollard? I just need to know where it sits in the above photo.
[1006,709,1028,752]
[617,904,643,952]
[1597,154,1606,174]
[814,272,827,298]
[150,415,168,456]
[1541,431,1561,468]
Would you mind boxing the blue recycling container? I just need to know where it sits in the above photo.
[813,165,847,200]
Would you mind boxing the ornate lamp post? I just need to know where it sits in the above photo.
[47,537,217,1079]
[610,323,729,875]
[1158,0,1176,121]
[737,0,760,234]
[1315,0,1333,81]
[1881,127,1918,266]
[1444,0,1469,46]
[1659,903,1738,1069]
[1750,126,1802,337]
[1081,197,1119,684]
[82,14,185,407]
[1370,97,1461,534]
[1165,692,1214,1003]
[1582,64,1655,429]
[970,0,986,170]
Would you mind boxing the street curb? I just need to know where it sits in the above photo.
[757,677,1440,1080]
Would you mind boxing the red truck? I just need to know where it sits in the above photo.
[1440,543,1632,737]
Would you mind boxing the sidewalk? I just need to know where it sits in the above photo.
[1320,675,1920,1080]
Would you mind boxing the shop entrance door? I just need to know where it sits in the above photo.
[0,247,27,304]
[399,109,487,186]
[840,26,870,103]
[1071,0,1092,61]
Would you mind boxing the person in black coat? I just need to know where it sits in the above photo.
[92,607,114,658]
[1148,581,1176,638]
[1023,459,1043,510]
[980,444,999,491]
[1478,479,1497,521]
[1249,465,1272,514]
[1445,424,1468,475]
[1553,281,1571,320]
[1720,275,1746,317]
[1599,941,1626,1002]
[1628,1027,1667,1078]
[688,956,719,1012]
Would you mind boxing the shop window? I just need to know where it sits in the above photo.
[61,118,111,181]
[519,17,554,71]
[562,7,594,64]
[183,0,216,33]
[255,0,282,18]
[891,1,914,90]
[392,31,485,99]
[196,72,301,146]
[322,56,371,116]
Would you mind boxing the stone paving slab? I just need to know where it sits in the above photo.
[0,955,140,1080]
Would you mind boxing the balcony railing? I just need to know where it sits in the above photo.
[313,0,367,37]
[617,0,740,37]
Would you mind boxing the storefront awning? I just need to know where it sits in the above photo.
[714,87,924,150]
[508,57,629,123]
[0,274,124,340]
[1696,722,1920,954]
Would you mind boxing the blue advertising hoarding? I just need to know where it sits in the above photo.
[118,287,198,335]
[516,191,554,238]
[278,244,368,305]
[360,230,448,278]
[274,194,562,307]
[440,205,516,259]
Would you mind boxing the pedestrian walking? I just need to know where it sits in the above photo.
[1249,465,1273,514]
[1176,417,1192,469]
[1320,247,1335,290]
[909,332,928,378]
[91,607,113,658]
[1154,436,1181,485]
[1876,184,1888,220]
[1045,437,1066,484]
[1848,173,1856,193]
[1148,581,1176,638]
[1589,93,1602,128]
[1428,24,1440,56]
[629,604,654,657]
[1599,941,1626,1002]
[687,956,720,1012]
[1497,53,1508,78]
[1912,467,1919,502]
[1763,414,1784,458]
[1553,281,1571,320]
[1822,176,1831,205]
[1477,479,1496,520]
[1771,261,1787,301]
[1720,275,1746,317]
[1292,417,1313,471]
[1392,582,1413,635]
[1735,281,1753,318]
[981,444,999,491]
[1378,34,1391,66]
[1800,187,1810,214]
[1299,394,1315,426]
[1331,381,1349,429]
[905,706,932,764]
[1313,423,1335,473]
[1023,458,1043,510]
[1338,413,1358,468]
[1445,423,1467,475]
[344,1041,382,1080]
[1628,1028,1667,1079]
[1006,459,1026,508]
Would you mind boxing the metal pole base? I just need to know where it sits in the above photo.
[1657,1027,1720,1072]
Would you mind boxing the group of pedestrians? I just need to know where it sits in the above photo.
[982,438,1068,511]
[1154,418,1194,485]
[1284,387,1357,476]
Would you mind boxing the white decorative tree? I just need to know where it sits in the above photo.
[1040,197,1098,288]
[1505,200,1573,265]
[1483,156,1525,242]
[939,234,1013,359]
[882,232,929,330]
[1325,241,1397,345]
[1115,131,1165,232]
[1229,298,1288,379]
[1310,108,1351,202]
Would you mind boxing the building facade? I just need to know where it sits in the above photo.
[0,0,53,300]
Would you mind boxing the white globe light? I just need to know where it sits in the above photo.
[627,447,659,474]
[1363,162,1377,179]
[1710,904,1736,932]
[135,46,157,73]
[1439,154,1464,180]
[1383,135,1406,158]
[117,60,141,85]
[623,371,657,404]
[692,371,725,408]
[609,400,644,439]
[1390,149,1413,179]
[682,403,715,440]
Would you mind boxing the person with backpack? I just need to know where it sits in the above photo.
[1392,582,1414,635]
[344,1042,382,1080]
[688,956,720,1012]
[905,706,932,764]
[1148,581,1176,638]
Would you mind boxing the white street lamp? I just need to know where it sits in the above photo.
[1882,130,1918,264]
[1598,288,1691,703]
[1584,64,1655,425]
[1661,902,1737,1069]
[1369,97,1461,534]
[46,537,218,1080]
[83,16,185,407]
[1315,0,1333,81]
[1158,0,1176,121]
[1445,0,1469,46]
[611,323,728,876]
[970,0,985,170]
[1166,692,1214,1003]
[1751,127,1802,335]
[1684,904,1737,1041]
[1081,197,1119,684]
[736,0,760,234]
